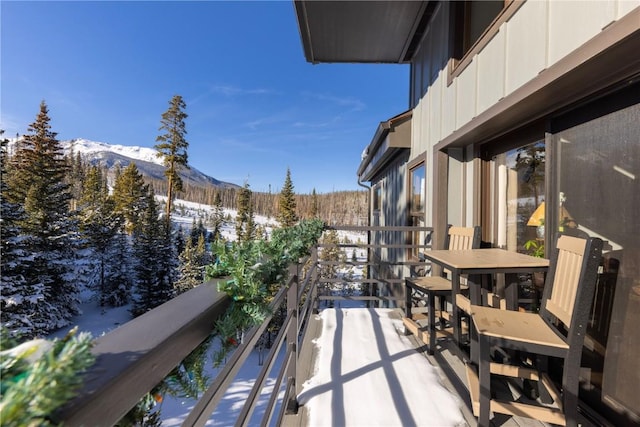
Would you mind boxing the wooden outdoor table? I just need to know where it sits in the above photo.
[421,248,549,360]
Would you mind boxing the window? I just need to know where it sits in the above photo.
[409,161,426,258]
[449,0,521,79]
[372,184,382,213]
[493,141,546,254]
[552,97,640,425]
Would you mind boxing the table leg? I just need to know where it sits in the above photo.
[451,271,461,347]
[404,280,412,319]
[505,273,519,311]
[468,274,482,306]
[467,274,483,364]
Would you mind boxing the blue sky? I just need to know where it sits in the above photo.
[1,1,409,194]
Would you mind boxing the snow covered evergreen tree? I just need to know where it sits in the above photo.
[277,167,298,227]
[1,134,45,339]
[4,103,80,334]
[113,162,147,235]
[131,189,174,316]
[189,218,207,246]
[79,166,126,307]
[105,231,134,307]
[209,191,225,241]
[174,234,210,294]
[235,181,256,242]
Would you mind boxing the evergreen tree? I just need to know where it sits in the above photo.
[79,166,125,307]
[154,95,189,225]
[113,162,147,234]
[105,231,134,307]
[131,189,174,316]
[277,168,298,227]
[235,181,256,242]
[67,148,88,210]
[4,102,79,333]
[0,133,46,339]
[210,191,225,241]
[190,217,207,246]
[174,224,186,257]
[319,229,343,279]
[174,234,211,294]
[310,188,320,219]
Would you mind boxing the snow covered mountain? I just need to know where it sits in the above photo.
[64,138,239,189]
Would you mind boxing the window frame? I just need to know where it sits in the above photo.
[408,153,427,260]
[372,183,382,213]
[447,0,524,85]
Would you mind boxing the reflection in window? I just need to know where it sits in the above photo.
[494,141,545,254]
[554,101,640,425]
[410,164,426,258]
[452,0,507,60]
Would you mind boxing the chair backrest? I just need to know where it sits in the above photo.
[541,235,603,340]
[445,225,481,250]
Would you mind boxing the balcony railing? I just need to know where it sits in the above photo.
[55,225,433,426]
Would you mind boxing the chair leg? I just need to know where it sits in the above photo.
[478,333,491,427]
[562,358,581,427]
[427,290,435,354]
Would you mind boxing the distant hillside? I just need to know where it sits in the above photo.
[7,137,368,225]
[63,138,240,190]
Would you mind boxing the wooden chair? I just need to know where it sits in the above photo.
[404,225,481,354]
[467,234,603,427]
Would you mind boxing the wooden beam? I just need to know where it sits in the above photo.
[55,280,230,426]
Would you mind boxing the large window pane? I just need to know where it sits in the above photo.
[554,102,640,425]
[495,141,545,254]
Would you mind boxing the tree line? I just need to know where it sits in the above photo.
[147,176,369,226]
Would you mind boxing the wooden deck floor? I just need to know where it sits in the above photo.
[283,308,598,427]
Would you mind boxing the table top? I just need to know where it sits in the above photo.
[422,248,549,271]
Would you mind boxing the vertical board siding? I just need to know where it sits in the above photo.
[505,0,547,93]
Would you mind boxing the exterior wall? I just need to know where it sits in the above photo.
[406,2,639,422]
[410,0,639,225]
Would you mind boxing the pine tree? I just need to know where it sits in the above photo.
[105,231,134,307]
[79,166,125,307]
[131,189,174,316]
[235,181,256,242]
[0,133,45,339]
[277,168,298,227]
[310,188,320,219]
[113,163,147,235]
[319,229,343,279]
[67,148,88,211]
[174,234,210,294]
[4,102,79,334]
[190,218,207,246]
[155,95,189,226]
[210,191,225,241]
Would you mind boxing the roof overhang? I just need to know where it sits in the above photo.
[294,1,430,64]
[358,110,412,182]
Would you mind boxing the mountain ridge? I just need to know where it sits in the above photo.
[59,138,239,190]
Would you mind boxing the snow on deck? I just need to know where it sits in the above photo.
[297,308,466,426]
